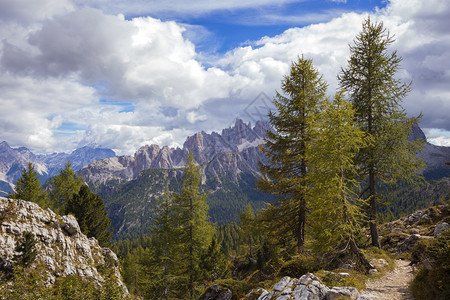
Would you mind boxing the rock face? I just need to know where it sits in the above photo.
[79,118,268,185]
[0,142,115,196]
[380,204,448,254]
[0,197,127,294]
[246,274,361,300]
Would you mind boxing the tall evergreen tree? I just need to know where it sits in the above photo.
[173,153,214,299]
[9,162,48,208]
[309,92,372,272]
[338,18,425,247]
[257,56,327,252]
[49,161,83,213]
[66,185,112,246]
[141,188,179,299]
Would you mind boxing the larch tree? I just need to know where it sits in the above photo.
[9,162,48,208]
[239,203,257,258]
[173,153,214,299]
[257,56,327,253]
[338,18,425,247]
[49,161,83,214]
[141,187,179,300]
[309,92,373,272]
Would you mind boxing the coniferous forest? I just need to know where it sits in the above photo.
[2,18,449,299]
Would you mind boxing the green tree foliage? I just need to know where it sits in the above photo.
[9,162,48,208]
[239,203,258,258]
[199,237,229,282]
[140,189,179,299]
[49,161,83,214]
[66,185,112,246]
[172,153,215,299]
[13,231,37,267]
[309,92,372,272]
[338,18,425,247]
[0,265,128,300]
[257,56,327,252]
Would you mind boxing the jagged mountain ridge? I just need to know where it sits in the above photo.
[0,142,115,196]
[79,118,270,185]
[79,120,449,186]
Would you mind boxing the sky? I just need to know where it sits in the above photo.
[0,0,449,155]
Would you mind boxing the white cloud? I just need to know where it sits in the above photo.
[0,0,449,155]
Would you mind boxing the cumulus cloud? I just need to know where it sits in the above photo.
[0,0,448,154]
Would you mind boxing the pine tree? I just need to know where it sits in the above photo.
[9,162,48,208]
[173,153,214,299]
[199,237,229,282]
[13,231,37,267]
[66,185,112,246]
[49,161,83,214]
[338,18,425,247]
[257,56,327,252]
[309,92,373,272]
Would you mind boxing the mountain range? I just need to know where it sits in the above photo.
[0,142,115,196]
[78,119,450,239]
[1,119,449,239]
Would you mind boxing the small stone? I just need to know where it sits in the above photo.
[326,286,359,300]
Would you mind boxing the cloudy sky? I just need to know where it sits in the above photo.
[1,0,449,155]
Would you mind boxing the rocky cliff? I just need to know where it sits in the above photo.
[79,118,269,185]
[0,197,127,294]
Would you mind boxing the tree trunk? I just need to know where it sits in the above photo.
[349,238,374,274]
[369,168,380,248]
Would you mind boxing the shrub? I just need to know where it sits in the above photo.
[410,230,450,299]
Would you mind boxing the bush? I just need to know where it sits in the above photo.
[277,256,319,278]
[410,230,450,299]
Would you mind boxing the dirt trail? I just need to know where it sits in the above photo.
[361,259,414,300]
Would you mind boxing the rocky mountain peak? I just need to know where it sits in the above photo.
[80,119,270,185]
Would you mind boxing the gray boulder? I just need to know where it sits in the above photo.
[200,284,233,300]
[434,222,450,237]
[61,214,81,236]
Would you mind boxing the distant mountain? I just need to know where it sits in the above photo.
[38,146,116,178]
[409,124,450,179]
[79,118,269,185]
[0,142,115,196]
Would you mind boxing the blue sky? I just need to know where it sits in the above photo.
[0,0,449,154]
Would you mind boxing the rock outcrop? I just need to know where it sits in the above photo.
[246,274,365,300]
[380,204,448,254]
[0,197,127,294]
